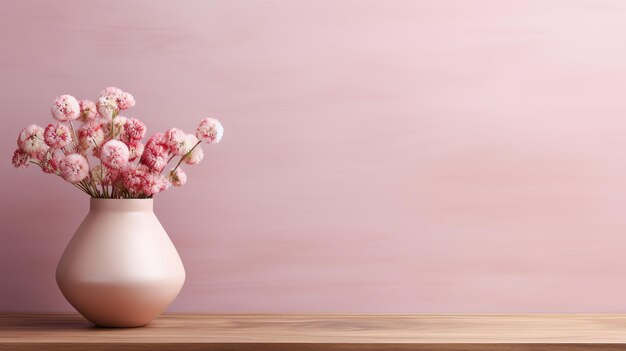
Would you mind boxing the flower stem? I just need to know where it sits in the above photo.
[110,111,118,139]
[172,141,201,173]
[68,121,79,147]
[29,160,90,195]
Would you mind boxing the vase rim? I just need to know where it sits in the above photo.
[90,198,154,201]
[89,198,154,212]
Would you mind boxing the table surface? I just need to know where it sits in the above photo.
[3,314,626,350]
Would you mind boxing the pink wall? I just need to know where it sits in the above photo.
[2,0,626,312]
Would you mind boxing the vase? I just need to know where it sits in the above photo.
[56,198,185,327]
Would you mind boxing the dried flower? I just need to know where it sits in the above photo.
[11,149,29,168]
[128,141,144,162]
[41,152,62,174]
[168,168,187,187]
[91,164,118,186]
[17,125,48,157]
[78,122,104,151]
[44,123,72,149]
[165,128,190,156]
[59,154,89,183]
[122,164,168,196]
[101,115,127,138]
[97,95,118,120]
[122,118,147,144]
[196,118,223,144]
[51,95,80,122]
[143,171,170,196]
[78,100,99,122]
[184,141,203,165]
[122,164,148,196]
[140,133,170,172]
[101,86,135,111]
[100,140,130,169]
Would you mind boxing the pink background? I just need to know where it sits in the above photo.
[2,0,626,312]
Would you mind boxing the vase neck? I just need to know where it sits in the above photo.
[89,198,154,212]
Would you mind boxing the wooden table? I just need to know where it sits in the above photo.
[3,314,626,350]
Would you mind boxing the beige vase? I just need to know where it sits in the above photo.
[56,198,185,327]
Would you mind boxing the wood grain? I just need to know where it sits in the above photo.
[3,314,626,350]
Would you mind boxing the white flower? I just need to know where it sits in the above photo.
[184,143,203,165]
[51,95,80,121]
[196,118,224,144]
[97,95,118,120]
[168,168,187,187]
[18,125,48,157]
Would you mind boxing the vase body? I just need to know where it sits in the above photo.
[56,198,185,327]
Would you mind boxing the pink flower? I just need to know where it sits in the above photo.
[90,165,105,184]
[101,87,124,96]
[51,95,81,122]
[196,118,224,144]
[97,95,118,119]
[141,144,169,172]
[91,165,119,186]
[146,132,167,146]
[41,152,63,174]
[122,118,147,144]
[122,164,149,196]
[59,154,89,183]
[128,142,144,162]
[122,164,168,196]
[143,171,170,196]
[184,134,199,151]
[44,123,71,149]
[11,149,29,168]
[184,142,203,165]
[17,125,48,157]
[79,100,99,122]
[140,133,170,172]
[118,92,135,110]
[164,128,189,156]
[101,115,127,138]
[100,140,130,169]
[101,86,135,111]
[78,122,104,151]
[168,168,187,187]
[165,132,198,156]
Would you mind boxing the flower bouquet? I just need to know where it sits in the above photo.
[12,86,223,198]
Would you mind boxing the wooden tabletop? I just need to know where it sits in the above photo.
[3,314,626,350]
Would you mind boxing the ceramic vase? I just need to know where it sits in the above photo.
[56,198,185,327]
